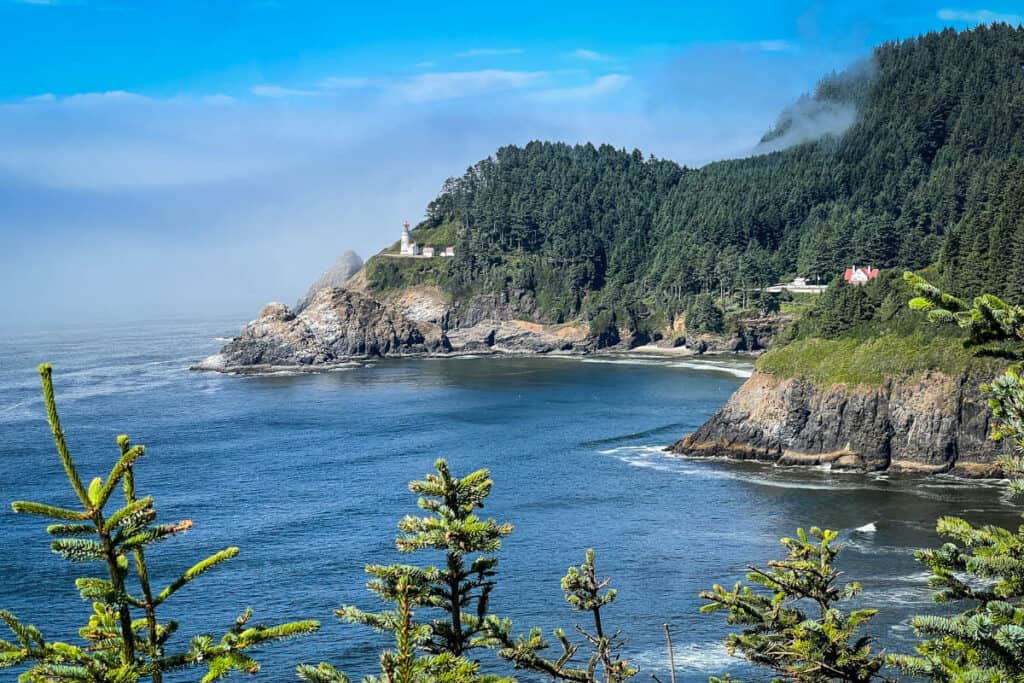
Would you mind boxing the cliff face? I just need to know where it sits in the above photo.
[195,289,445,371]
[669,369,1009,477]
[194,261,799,372]
[193,285,596,372]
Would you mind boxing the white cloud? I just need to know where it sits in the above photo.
[250,84,317,98]
[752,40,795,52]
[394,70,547,102]
[454,48,523,58]
[253,71,547,102]
[199,94,237,105]
[317,76,377,90]
[729,40,797,53]
[571,48,612,61]
[937,8,1024,24]
[534,74,631,101]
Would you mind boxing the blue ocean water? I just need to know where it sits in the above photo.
[0,318,1019,682]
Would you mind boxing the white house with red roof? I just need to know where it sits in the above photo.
[844,265,879,285]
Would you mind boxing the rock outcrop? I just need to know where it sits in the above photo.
[193,285,596,372]
[669,369,1009,477]
[684,313,794,354]
[194,289,445,372]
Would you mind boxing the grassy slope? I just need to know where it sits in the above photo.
[754,271,1013,386]
[754,334,1005,386]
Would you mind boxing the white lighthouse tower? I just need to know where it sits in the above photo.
[399,220,416,256]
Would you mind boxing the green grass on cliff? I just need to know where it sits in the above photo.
[755,333,1007,386]
[365,255,452,291]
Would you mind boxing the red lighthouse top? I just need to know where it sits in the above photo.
[403,220,410,228]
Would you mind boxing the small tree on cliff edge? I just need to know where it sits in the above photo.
[0,364,318,682]
[888,274,1024,681]
[301,459,513,682]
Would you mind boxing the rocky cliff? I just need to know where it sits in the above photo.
[195,257,795,373]
[193,285,598,372]
[669,368,1010,477]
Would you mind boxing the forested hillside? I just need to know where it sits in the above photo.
[374,24,1024,336]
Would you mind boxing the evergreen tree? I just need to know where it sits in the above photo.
[890,274,1024,680]
[297,576,485,683]
[906,271,1024,482]
[701,527,890,683]
[685,294,725,335]
[0,364,319,682]
[811,278,874,338]
[487,549,637,683]
[303,459,513,682]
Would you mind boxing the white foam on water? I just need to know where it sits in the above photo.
[598,445,672,457]
[893,570,933,583]
[598,447,894,492]
[0,357,199,424]
[854,522,877,533]
[582,357,666,366]
[669,360,754,378]
[599,445,686,473]
[631,641,738,675]
[870,584,934,605]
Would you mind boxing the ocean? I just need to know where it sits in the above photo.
[0,318,1018,682]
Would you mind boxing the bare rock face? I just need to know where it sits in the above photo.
[669,369,1009,477]
[193,285,596,372]
[194,288,445,371]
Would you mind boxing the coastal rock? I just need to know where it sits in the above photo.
[445,319,594,355]
[669,369,1009,476]
[196,288,445,370]
[682,313,794,354]
[194,286,597,372]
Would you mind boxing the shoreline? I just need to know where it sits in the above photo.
[190,347,758,375]
[666,449,1010,483]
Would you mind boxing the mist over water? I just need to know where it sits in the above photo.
[0,320,1018,682]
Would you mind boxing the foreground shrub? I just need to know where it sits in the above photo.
[701,527,889,682]
[0,364,318,682]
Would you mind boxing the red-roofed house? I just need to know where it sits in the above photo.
[844,265,879,286]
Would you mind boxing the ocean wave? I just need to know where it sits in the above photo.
[669,361,754,378]
[599,447,897,492]
[581,357,666,366]
[631,640,738,674]
[853,521,877,533]
[0,356,197,424]
[581,423,687,448]
[578,356,754,378]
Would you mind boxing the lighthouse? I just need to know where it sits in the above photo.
[399,220,417,256]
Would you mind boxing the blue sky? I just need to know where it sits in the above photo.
[2,1,1022,325]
